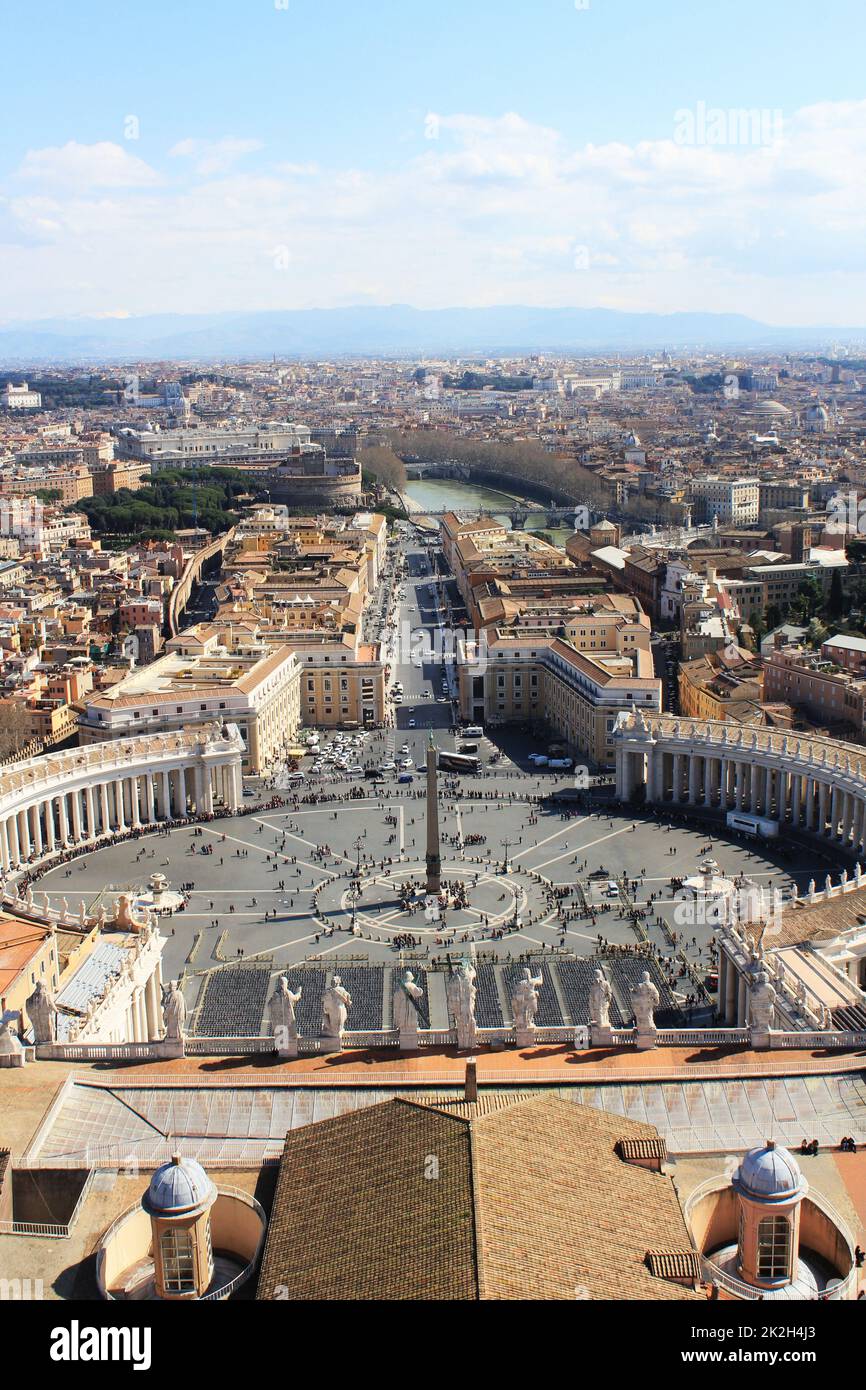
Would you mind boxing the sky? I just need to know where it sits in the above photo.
[2,0,866,326]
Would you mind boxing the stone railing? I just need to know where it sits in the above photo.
[654,1028,751,1047]
[185,1036,274,1056]
[768,1031,866,1049]
[36,1039,173,1063]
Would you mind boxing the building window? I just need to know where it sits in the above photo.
[756,1215,791,1281]
[160,1226,197,1294]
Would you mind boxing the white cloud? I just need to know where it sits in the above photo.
[16,141,159,190]
[168,137,263,177]
[4,103,866,323]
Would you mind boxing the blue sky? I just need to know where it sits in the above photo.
[2,0,866,324]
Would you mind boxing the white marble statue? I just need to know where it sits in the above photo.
[393,969,424,1035]
[749,970,776,1032]
[590,969,613,1029]
[446,959,477,1051]
[26,979,57,1044]
[631,970,660,1033]
[321,975,352,1039]
[511,966,544,1034]
[267,975,302,1039]
[162,980,187,1040]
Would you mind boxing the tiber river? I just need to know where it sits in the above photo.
[403,477,573,545]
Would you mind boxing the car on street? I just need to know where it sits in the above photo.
[408,718,416,728]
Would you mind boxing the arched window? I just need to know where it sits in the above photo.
[756,1215,791,1281]
[160,1226,196,1294]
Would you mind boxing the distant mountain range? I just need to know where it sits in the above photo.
[0,305,862,363]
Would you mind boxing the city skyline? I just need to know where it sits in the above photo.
[2,0,866,327]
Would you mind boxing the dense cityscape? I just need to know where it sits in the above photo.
[3,0,866,1359]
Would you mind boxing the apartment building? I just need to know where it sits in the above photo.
[678,653,764,723]
[78,631,302,774]
[295,636,385,728]
[763,644,866,735]
[690,477,760,525]
[457,632,660,768]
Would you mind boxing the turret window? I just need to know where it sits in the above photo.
[160,1226,196,1293]
[756,1215,791,1281]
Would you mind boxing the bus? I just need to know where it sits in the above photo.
[438,751,480,774]
[726,811,779,839]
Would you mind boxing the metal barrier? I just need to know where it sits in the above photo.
[0,1167,95,1239]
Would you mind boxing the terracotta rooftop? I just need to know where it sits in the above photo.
[256,1095,703,1301]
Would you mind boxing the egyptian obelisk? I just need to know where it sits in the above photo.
[425,730,441,895]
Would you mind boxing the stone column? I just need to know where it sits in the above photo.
[44,799,55,852]
[18,809,31,861]
[160,770,171,819]
[145,970,160,1038]
[70,790,82,843]
[135,988,148,1042]
[176,767,188,817]
[830,786,840,839]
[805,777,816,831]
[145,775,156,824]
[818,780,829,835]
[673,752,684,803]
[130,776,142,829]
[29,803,43,857]
[100,781,111,835]
[84,786,95,840]
[202,768,214,815]
[718,759,728,811]
[704,757,715,808]
[792,772,802,828]
[750,766,760,815]
[737,973,748,1027]
[688,755,700,806]
[58,795,71,845]
[193,765,204,814]
[8,814,20,866]
[114,779,127,832]
[725,953,737,1024]
[0,820,10,872]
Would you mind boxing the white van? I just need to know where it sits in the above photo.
[464,725,484,738]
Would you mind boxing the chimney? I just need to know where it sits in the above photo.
[464,1057,477,1102]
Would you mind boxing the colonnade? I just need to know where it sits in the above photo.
[615,715,866,855]
[0,726,245,874]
